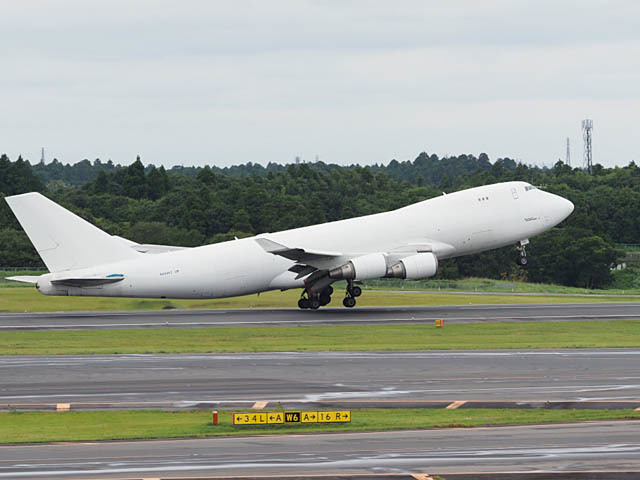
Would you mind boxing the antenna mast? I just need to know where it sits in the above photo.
[582,119,593,174]
[565,137,570,166]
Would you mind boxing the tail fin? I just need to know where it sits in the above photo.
[5,192,140,272]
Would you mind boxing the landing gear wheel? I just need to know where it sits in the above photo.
[298,298,310,309]
[326,286,334,296]
[343,297,356,308]
[309,299,321,310]
[351,285,362,297]
[516,241,529,268]
[319,293,331,306]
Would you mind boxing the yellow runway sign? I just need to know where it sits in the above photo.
[318,410,350,422]
[233,410,350,426]
[232,412,267,425]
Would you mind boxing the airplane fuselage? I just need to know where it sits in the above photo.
[32,181,573,299]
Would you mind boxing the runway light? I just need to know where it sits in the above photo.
[212,410,218,425]
[435,319,444,328]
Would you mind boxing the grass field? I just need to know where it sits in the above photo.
[2,408,639,444]
[365,277,640,295]
[2,320,640,355]
[0,284,636,314]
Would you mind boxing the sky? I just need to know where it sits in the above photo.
[1,0,639,168]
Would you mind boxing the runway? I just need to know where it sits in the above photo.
[3,349,640,408]
[2,421,639,478]
[1,302,639,330]
[3,305,640,478]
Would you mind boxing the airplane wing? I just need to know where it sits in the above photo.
[254,238,342,263]
[256,237,455,282]
[255,238,346,280]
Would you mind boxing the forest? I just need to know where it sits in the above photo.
[0,151,635,289]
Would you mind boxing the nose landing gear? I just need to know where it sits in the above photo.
[516,239,529,267]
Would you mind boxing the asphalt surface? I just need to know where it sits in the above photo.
[3,349,640,408]
[1,303,640,330]
[2,421,639,478]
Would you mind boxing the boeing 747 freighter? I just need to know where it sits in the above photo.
[5,181,573,309]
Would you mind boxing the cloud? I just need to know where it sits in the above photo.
[1,0,638,167]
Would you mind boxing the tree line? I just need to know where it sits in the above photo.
[0,151,634,289]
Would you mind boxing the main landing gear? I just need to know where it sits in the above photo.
[516,239,529,267]
[342,280,362,308]
[298,285,334,310]
[297,281,363,309]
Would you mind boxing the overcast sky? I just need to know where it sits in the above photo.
[1,0,638,168]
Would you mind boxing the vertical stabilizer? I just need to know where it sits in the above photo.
[5,192,140,272]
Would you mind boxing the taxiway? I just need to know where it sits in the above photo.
[1,421,639,478]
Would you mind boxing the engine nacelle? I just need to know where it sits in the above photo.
[386,252,438,280]
[329,253,388,281]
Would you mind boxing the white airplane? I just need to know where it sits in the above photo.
[5,181,573,309]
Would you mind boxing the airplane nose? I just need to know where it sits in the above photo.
[554,195,574,222]
[562,197,574,217]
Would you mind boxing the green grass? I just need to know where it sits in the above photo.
[0,285,635,313]
[1,408,639,444]
[365,276,640,295]
[2,321,640,355]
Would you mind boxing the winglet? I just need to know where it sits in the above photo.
[254,238,288,253]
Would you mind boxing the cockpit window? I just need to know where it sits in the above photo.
[524,185,537,191]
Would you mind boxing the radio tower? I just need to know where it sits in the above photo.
[565,137,571,166]
[582,119,593,174]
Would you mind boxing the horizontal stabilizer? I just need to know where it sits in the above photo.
[6,275,41,284]
[50,275,125,287]
[132,244,188,254]
[113,236,188,254]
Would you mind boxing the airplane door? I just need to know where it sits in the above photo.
[511,187,519,200]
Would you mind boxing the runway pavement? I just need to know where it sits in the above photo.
[1,421,639,478]
[3,349,640,408]
[1,302,639,330]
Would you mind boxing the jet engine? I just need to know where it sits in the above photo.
[385,252,438,280]
[329,253,388,281]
